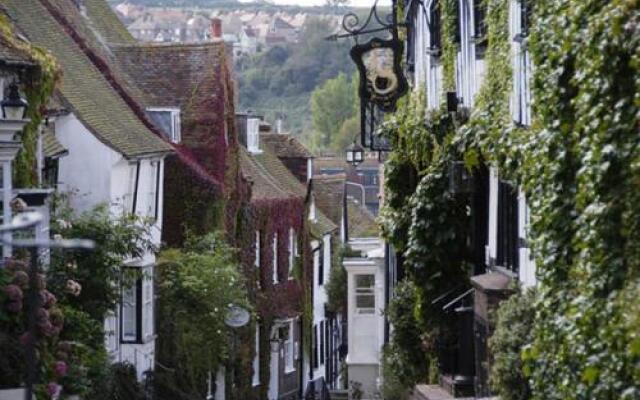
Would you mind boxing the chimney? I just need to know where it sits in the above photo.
[211,17,222,39]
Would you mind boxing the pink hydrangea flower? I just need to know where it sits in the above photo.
[46,382,61,398]
[11,270,29,288]
[4,284,23,301]
[43,290,57,308]
[54,360,68,377]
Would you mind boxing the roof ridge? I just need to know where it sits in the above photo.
[37,0,172,153]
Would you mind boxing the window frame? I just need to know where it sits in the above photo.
[318,244,324,286]
[147,161,160,220]
[146,107,181,143]
[272,233,278,283]
[288,228,296,279]
[354,274,376,314]
[496,180,519,274]
[313,324,319,369]
[283,320,295,373]
[141,269,154,341]
[252,324,260,386]
[120,270,142,344]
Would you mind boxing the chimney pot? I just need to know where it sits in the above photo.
[211,17,222,39]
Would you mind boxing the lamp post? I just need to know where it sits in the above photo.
[0,81,30,259]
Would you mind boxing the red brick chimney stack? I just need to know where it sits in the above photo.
[211,18,222,40]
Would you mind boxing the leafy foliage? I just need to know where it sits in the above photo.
[310,72,358,152]
[154,232,249,400]
[237,17,355,143]
[520,2,640,399]
[382,0,640,399]
[325,243,348,313]
[48,200,155,322]
[489,287,535,400]
[0,13,60,188]
[384,280,429,389]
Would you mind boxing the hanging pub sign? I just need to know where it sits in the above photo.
[327,0,407,151]
[361,101,392,151]
[351,37,408,113]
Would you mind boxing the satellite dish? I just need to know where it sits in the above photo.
[224,305,250,328]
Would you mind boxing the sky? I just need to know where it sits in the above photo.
[242,0,392,8]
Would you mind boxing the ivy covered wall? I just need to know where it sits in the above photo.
[0,14,60,188]
[381,0,640,398]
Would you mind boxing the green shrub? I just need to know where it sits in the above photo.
[489,288,536,400]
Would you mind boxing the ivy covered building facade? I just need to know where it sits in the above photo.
[381,0,639,399]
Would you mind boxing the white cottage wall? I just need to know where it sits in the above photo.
[55,113,116,212]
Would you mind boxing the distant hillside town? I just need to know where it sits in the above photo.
[113,2,341,58]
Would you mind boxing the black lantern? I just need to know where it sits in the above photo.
[346,140,364,166]
[351,37,408,113]
[1,82,28,120]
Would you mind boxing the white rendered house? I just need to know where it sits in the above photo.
[54,110,170,379]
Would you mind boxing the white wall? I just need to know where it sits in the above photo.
[55,114,116,212]
[310,234,332,380]
[55,112,166,379]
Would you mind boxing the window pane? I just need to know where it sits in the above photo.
[356,294,375,310]
[147,110,173,140]
[355,274,375,288]
[122,284,137,340]
[253,325,260,385]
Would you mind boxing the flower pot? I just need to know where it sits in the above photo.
[0,388,35,400]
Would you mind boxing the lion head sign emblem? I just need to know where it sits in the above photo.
[350,37,408,112]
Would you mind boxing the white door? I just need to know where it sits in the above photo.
[352,274,378,362]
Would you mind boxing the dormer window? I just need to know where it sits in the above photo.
[147,108,181,143]
[247,118,262,154]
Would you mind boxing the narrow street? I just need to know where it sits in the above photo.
[0,0,637,399]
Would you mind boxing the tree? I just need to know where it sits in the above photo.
[310,73,357,151]
[154,233,249,399]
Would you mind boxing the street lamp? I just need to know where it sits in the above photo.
[0,80,29,258]
[1,82,29,120]
[345,141,364,167]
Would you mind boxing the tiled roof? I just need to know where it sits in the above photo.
[3,0,172,158]
[240,147,293,201]
[240,146,337,235]
[111,41,226,109]
[312,174,346,227]
[0,38,35,66]
[272,16,295,30]
[261,133,313,159]
[42,126,68,158]
[310,208,337,237]
[83,0,136,44]
[346,198,378,238]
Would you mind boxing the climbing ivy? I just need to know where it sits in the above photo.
[0,14,60,188]
[382,0,640,398]
[520,1,640,399]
